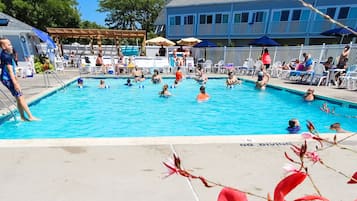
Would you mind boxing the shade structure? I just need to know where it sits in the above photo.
[320,26,357,44]
[177,37,202,46]
[145,36,175,46]
[193,40,217,60]
[193,39,217,48]
[32,28,56,49]
[249,35,279,46]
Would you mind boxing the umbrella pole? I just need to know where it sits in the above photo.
[248,45,252,60]
[204,48,207,60]
[273,46,277,65]
[339,35,345,44]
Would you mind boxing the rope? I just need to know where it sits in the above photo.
[170,144,200,201]
[298,0,357,35]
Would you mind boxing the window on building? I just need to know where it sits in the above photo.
[200,14,213,24]
[216,14,222,23]
[326,7,336,18]
[280,10,289,21]
[215,13,229,24]
[234,12,249,23]
[272,11,281,21]
[338,7,350,19]
[222,14,229,23]
[175,16,181,25]
[170,16,181,25]
[349,7,357,18]
[292,10,301,21]
[207,15,213,24]
[255,11,265,22]
[184,15,194,25]
[200,15,205,24]
[301,10,310,20]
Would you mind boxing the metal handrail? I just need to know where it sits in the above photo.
[0,88,17,121]
[43,70,66,89]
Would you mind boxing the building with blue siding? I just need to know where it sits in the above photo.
[155,0,357,46]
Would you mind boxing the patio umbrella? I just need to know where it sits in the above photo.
[177,37,202,46]
[193,39,217,59]
[193,39,217,48]
[32,28,56,49]
[145,36,175,46]
[320,26,357,44]
[249,35,280,46]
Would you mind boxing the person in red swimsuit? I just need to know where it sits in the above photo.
[175,67,183,82]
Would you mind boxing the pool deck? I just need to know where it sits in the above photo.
[0,70,357,200]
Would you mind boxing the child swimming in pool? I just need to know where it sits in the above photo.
[98,79,109,88]
[286,118,300,134]
[159,84,171,97]
[77,77,84,88]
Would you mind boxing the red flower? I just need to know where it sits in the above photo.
[306,120,316,133]
[274,172,307,201]
[347,171,357,184]
[217,187,248,201]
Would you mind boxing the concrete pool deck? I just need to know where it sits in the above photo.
[0,70,356,200]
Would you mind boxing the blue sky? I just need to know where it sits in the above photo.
[77,0,107,26]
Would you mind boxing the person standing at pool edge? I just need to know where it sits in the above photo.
[0,38,39,121]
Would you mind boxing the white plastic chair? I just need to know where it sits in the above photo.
[270,61,281,78]
[203,59,213,73]
[313,64,328,87]
[338,65,357,89]
[213,60,224,73]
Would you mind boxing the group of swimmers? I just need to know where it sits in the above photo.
[286,118,348,134]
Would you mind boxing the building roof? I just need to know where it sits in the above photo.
[166,0,261,7]
[0,12,33,32]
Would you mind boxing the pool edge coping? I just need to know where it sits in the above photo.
[0,133,354,147]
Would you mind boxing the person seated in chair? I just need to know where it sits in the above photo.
[323,56,334,71]
[302,53,314,71]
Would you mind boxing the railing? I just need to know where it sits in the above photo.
[43,70,66,89]
[0,88,17,121]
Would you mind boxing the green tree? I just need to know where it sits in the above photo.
[80,20,105,29]
[98,0,165,32]
[0,0,80,31]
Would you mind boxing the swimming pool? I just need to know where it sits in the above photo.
[0,78,356,139]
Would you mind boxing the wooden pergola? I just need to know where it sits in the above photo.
[46,28,146,55]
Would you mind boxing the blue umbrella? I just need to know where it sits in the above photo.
[32,28,56,49]
[249,35,279,46]
[193,40,217,60]
[320,27,357,44]
[193,40,217,48]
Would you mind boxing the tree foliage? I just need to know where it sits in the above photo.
[98,0,165,32]
[0,0,81,31]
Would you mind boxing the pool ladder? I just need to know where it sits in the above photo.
[43,70,66,89]
[0,88,17,121]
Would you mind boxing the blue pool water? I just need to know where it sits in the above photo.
[0,78,356,139]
